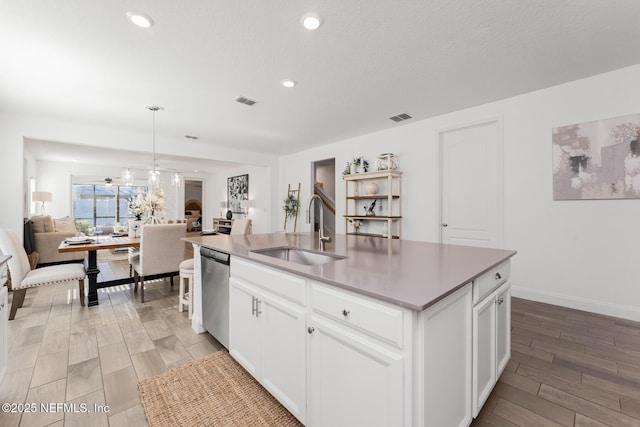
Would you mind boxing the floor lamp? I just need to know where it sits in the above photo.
[32,191,52,215]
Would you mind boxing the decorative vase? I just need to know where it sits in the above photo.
[350,163,356,175]
[226,210,233,220]
[364,182,379,195]
[356,165,365,174]
[354,226,360,234]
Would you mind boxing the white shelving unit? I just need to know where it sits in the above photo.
[343,170,402,239]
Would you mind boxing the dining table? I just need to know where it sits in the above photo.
[58,231,201,306]
[58,234,140,306]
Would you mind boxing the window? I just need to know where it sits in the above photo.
[72,184,146,233]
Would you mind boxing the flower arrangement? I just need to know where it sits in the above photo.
[143,187,166,222]
[130,187,167,222]
[283,194,299,219]
[129,195,145,220]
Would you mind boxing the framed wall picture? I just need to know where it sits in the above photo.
[227,174,249,213]
[552,113,640,200]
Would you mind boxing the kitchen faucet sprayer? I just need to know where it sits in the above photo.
[307,194,332,251]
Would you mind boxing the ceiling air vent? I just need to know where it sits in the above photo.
[389,112,412,122]
[236,96,256,106]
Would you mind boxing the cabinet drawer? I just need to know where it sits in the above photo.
[231,257,306,305]
[311,283,404,349]
[473,260,510,304]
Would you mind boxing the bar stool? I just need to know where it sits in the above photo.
[179,258,194,318]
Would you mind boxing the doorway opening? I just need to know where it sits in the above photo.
[311,158,336,234]
[185,179,203,231]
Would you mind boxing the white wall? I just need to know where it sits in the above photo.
[210,165,272,234]
[279,64,640,321]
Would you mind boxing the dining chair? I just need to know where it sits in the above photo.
[130,223,187,303]
[0,229,86,320]
[230,218,252,235]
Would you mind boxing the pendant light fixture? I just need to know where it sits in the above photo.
[145,105,164,189]
[121,168,135,186]
[172,171,182,187]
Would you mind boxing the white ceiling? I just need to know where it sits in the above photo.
[3,1,640,161]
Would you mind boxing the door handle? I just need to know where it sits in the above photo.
[442,223,448,227]
[255,299,262,317]
[251,296,256,316]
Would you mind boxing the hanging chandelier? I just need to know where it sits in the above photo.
[145,105,164,189]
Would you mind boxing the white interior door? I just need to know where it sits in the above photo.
[440,120,501,248]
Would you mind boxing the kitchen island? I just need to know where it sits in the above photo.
[184,233,516,427]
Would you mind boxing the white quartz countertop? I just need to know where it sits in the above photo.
[184,233,516,311]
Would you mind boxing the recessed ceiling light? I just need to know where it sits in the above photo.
[301,13,322,30]
[127,11,154,28]
[194,169,199,173]
[281,79,297,88]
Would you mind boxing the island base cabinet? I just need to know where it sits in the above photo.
[416,284,472,427]
[472,281,511,417]
[229,276,307,424]
[0,286,7,383]
[308,316,404,427]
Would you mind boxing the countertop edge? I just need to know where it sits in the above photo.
[184,234,516,312]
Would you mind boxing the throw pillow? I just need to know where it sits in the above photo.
[31,215,55,233]
[54,216,78,233]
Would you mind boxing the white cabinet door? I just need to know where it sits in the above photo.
[260,291,307,422]
[229,275,307,424]
[495,283,511,376]
[229,277,260,377]
[472,289,497,417]
[472,281,511,417]
[308,316,404,427]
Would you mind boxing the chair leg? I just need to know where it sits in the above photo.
[140,276,145,304]
[133,271,139,293]
[79,280,85,307]
[9,288,26,320]
[170,275,174,287]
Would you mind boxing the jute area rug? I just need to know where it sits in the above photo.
[138,350,303,427]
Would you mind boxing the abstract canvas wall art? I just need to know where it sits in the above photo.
[552,113,640,200]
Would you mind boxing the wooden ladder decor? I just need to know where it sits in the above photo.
[284,183,301,232]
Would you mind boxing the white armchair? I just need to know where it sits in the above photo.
[130,223,187,303]
[0,229,86,319]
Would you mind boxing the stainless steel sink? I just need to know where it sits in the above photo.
[251,247,347,266]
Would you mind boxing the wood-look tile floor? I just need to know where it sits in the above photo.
[472,297,640,427]
[2,258,640,426]
[0,259,223,427]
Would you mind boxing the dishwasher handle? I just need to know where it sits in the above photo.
[200,247,230,265]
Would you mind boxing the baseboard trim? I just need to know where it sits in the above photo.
[191,314,206,334]
[511,286,640,322]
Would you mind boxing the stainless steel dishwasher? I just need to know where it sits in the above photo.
[200,247,230,349]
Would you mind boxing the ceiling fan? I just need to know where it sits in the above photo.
[89,177,123,186]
